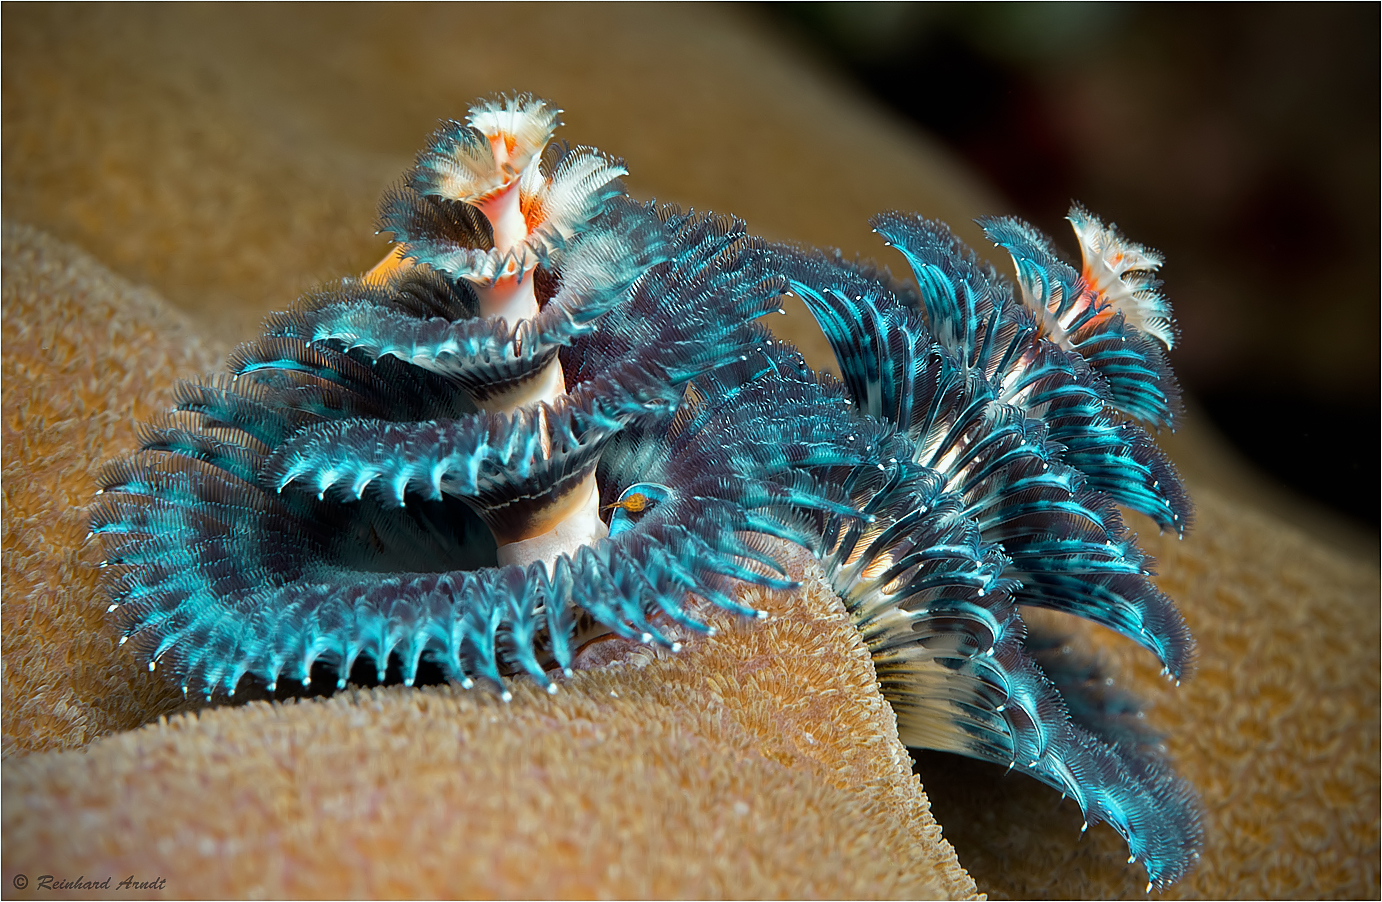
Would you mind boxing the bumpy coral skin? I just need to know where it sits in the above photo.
[92,93,1201,891]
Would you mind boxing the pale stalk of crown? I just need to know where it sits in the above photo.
[362,104,605,570]
[472,175,539,325]
[466,128,603,570]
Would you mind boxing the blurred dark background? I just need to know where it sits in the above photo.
[765,2,1380,532]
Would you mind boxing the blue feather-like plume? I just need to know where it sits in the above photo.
[92,93,1201,891]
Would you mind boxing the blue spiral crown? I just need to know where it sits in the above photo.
[92,93,1200,890]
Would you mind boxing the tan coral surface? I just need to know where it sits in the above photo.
[2,224,217,757]
[3,4,1378,900]
[3,539,975,900]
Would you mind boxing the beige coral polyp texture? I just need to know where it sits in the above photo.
[8,670,970,899]
[4,581,979,900]
[2,223,218,758]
